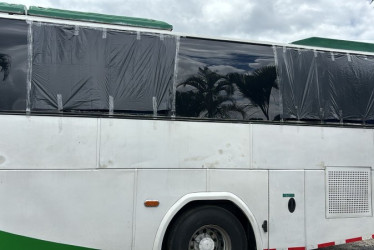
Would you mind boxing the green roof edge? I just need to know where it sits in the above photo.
[292,37,374,53]
[27,6,173,31]
[0,2,26,14]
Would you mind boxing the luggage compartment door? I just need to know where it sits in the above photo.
[269,170,305,249]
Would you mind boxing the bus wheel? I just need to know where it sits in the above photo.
[166,205,248,250]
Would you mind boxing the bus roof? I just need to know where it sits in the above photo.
[292,37,374,53]
[0,2,173,31]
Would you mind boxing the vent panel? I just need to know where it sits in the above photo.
[326,167,372,218]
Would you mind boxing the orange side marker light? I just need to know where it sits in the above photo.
[144,200,160,207]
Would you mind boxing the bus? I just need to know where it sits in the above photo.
[0,2,373,250]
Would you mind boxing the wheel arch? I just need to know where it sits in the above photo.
[152,192,264,250]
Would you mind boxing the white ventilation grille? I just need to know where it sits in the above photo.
[326,167,372,218]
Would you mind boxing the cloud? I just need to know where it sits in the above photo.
[248,58,275,69]
[5,0,374,43]
[209,65,245,75]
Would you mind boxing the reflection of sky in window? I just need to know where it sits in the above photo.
[176,37,280,121]
[0,20,28,47]
[177,37,275,82]
[0,19,28,111]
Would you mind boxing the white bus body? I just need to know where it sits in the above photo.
[0,115,373,249]
[0,6,373,250]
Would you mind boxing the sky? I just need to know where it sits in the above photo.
[3,0,374,44]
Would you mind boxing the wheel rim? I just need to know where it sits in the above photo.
[188,224,232,250]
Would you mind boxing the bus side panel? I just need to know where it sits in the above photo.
[252,124,374,170]
[133,169,207,250]
[208,169,268,250]
[305,170,374,248]
[99,118,251,169]
[0,115,98,169]
[0,170,135,250]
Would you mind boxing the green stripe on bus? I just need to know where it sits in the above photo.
[0,230,97,250]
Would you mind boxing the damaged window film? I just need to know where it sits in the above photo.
[31,23,176,115]
[275,46,374,124]
[176,38,280,121]
[106,31,176,114]
[275,47,322,121]
[31,24,107,111]
[319,53,374,124]
[0,18,28,111]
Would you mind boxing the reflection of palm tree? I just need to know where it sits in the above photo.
[177,67,235,118]
[0,53,11,81]
[176,91,205,117]
[228,66,277,120]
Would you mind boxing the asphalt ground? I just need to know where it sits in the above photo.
[324,239,374,249]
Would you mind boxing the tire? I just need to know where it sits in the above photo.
[166,205,248,250]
